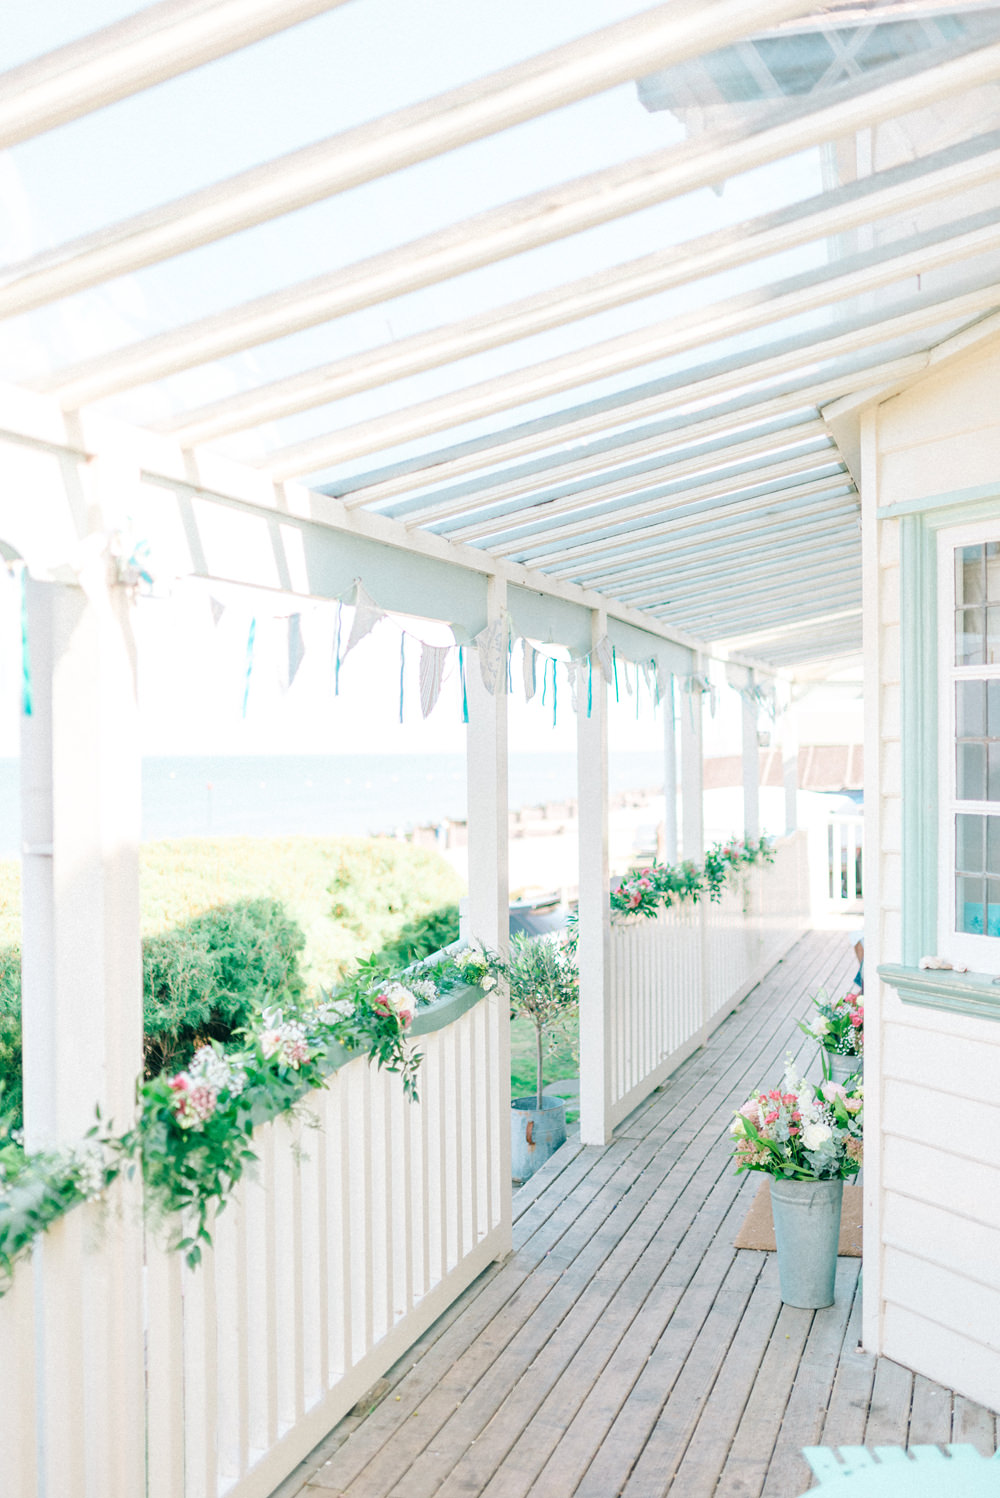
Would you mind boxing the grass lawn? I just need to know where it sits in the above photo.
[0,835,464,988]
[510,1014,579,1122]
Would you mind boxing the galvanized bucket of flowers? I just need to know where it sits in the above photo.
[731,1061,864,1307]
[799,988,863,1085]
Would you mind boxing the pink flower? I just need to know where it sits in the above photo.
[628,892,642,908]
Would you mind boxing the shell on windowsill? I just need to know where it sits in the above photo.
[918,955,969,972]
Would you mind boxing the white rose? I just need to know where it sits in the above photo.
[801,1122,832,1151]
[810,1016,830,1037]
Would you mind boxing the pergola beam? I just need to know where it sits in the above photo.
[618,532,860,604]
[264,260,1000,481]
[519,473,853,571]
[0,0,353,150]
[6,0,823,331]
[484,451,846,558]
[158,131,1000,446]
[427,421,832,539]
[569,499,860,591]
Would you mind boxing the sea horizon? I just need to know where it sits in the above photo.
[0,751,667,856]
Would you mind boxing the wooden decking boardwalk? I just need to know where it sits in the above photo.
[275,931,999,1498]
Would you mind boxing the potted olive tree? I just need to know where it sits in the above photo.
[488,934,579,1184]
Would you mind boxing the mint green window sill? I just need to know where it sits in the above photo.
[879,964,1000,1021]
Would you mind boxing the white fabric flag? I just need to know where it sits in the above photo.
[475,616,507,695]
[287,613,305,689]
[419,642,450,718]
[344,582,385,657]
[522,639,538,701]
[593,634,614,682]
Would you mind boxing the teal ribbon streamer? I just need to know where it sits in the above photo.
[242,617,256,718]
[612,645,619,703]
[399,634,405,724]
[652,657,661,708]
[333,602,342,695]
[507,637,513,694]
[587,656,592,719]
[551,660,557,728]
[541,658,549,709]
[19,566,31,717]
[458,645,469,724]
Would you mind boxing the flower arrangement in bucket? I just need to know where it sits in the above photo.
[799,988,863,1083]
[731,1060,863,1307]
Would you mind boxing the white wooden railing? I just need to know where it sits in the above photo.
[607,832,810,1128]
[825,811,864,909]
[0,984,508,1498]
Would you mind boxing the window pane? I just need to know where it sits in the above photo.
[958,740,987,800]
[957,608,985,665]
[990,743,1000,801]
[957,813,984,871]
[988,885,1000,937]
[988,816,1000,877]
[957,680,987,737]
[988,607,1000,664]
[957,544,985,606]
[988,542,1000,602]
[989,680,1000,738]
[957,876,986,934]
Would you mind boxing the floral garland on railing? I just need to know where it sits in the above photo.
[0,951,477,1290]
[610,835,773,921]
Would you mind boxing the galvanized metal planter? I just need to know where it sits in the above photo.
[770,1177,844,1308]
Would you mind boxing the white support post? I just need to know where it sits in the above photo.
[20,462,145,1498]
[465,575,511,1249]
[679,671,704,862]
[662,674,678,864]
[782,690,800,834]
[578,609,612,1147]
[741,676,760,844]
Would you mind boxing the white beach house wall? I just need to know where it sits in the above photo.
[864,337,1000,1411]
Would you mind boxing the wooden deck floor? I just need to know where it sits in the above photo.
[277,930,999,1498]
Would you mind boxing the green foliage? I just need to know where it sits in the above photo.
[481,935,579,1108]
[142,898,305,1076]
[327,839,463,953]
[0,949,21,1130]
[611,835,774,920]
[373,904,460,968]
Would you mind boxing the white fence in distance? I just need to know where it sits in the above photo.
[1,987,509,1498]
[607,831,810,1128]
[825,811,864,910]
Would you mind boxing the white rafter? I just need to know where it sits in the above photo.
[0,0,355,150]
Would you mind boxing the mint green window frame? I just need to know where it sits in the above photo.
[884,488,1000,1019]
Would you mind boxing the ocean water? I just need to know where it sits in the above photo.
[0,751,666,854]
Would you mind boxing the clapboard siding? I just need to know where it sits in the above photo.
[882,1135,1000,1232]
[883,1192,1000,1293]
[883,1303,1000,1416]
[883,1019,1000,1098]
[883,1078,1000,1169]
[883,1249,1000,1349]
[872,336,1000,1405]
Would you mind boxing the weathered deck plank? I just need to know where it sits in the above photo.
[279,930,998,1498]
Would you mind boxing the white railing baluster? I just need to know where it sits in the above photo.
[608,835,810,1128]
[5,986,508,1498]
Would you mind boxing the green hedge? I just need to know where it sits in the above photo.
[372,904,460,969]
[0,898,307,1126]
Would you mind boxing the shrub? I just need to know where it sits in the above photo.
[374,904,460,968]
[0,947,22,1127]
[143,898,305,1075]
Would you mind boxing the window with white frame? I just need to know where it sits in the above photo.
[938,521,1000,972]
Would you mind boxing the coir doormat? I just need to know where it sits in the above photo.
[734,1180,863,1257]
